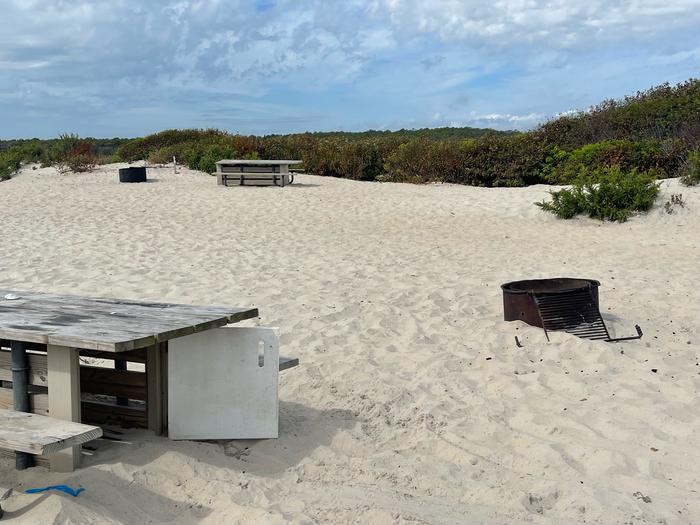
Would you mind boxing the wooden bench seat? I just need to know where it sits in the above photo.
[0,408,101,458]
[0,486,11,519]
[220,172,294,187]
[279,356,299,371]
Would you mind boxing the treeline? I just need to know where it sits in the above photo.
[114,79,700,186]
[2,79,699,186]
[114,127,510,177]
[0,137,129,157]
[268,126,515,140]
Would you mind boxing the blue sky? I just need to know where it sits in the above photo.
[1,0,699,138]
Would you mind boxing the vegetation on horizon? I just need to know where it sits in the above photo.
[111,79,699,188]
[0,136,128,181]
[2,79,698,224]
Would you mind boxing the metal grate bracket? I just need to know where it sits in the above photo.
[531,287,642,342]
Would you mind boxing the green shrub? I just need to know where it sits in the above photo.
[381,134,552,186]
[118,129,258,162]
[195,144,239,173]
[0,140,59,180]
[680,149,700,186]
[117,129,227,161]
[49,133,81,166]
[63,153,97,173]
[300,137,400,181]
[0,147,24,181]
[546,139,678,183]
[536,166,660,222]
[147,138,252,173]
[382,138,451,183]
[537,79,700,149]
[147,141,199,164]
[451,133,551,186]
[52,135,97,173]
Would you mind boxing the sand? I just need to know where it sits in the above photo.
[0,163,699,524]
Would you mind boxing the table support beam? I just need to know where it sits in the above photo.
[10,341,33,470]
[114,359,128,406]
[146,342,168,435]
[47,345,81,472]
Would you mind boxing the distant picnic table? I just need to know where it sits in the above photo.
[216,159,302,187]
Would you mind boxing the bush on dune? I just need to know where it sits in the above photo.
[545,139,680,184]
[100,78,699,196]
[51,134,98,173]
[0,148,24,181]
[117,129,234,162]
[447,133,551,187]
[536,166,660,222]
[183,143,241,174]
[0,136,98,181]
[0,136,132,180]
[381,134,551,186]
[382,138,454,183]
[537,79,700,148]
[680,149,700,186]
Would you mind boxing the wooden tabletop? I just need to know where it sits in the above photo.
[215,159,302,165]
[0,290,258,352]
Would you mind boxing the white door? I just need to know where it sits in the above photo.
[168,326,279,439]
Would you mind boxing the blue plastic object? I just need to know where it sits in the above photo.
[25,485,84,497]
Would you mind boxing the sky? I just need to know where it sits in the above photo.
[1,0,699,139]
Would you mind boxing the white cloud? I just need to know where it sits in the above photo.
[442,112,546,130]
[0,0,699,136]
[366,0,700,45]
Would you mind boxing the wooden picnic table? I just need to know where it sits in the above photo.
[0,290,257,471]
[215,159,302,187]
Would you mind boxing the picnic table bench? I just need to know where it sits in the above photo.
[0,290,297,472]
[216,159,302,187]
[0,408,101,457]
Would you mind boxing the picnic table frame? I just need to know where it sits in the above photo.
[215,159,302,187]
[0,290,257,471]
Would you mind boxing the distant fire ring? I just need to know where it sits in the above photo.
[119,167,147,183]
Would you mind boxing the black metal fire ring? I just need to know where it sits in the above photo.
[501,277,641,343]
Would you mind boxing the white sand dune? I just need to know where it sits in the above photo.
[1,163,699,524]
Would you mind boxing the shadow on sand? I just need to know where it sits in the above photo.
[90,401,357,475]
[5,401,356,522]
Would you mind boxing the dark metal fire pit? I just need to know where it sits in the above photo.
[119,166,147,183]
[501,278,642,342]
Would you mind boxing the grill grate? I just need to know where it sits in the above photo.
[532,288,611,341]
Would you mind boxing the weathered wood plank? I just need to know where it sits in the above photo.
[0,290,258,352]
[0,408,102,456]
[0,340,46,352]
[216,159,301,166]
[0,350,48,386]
[0,448,50,467]
[160,344,169,435]
[47,345,82,471]
[0,388,48,415]
[279,356,299,371]
[80,366,147,401]
[1,386,151,429]
[146,343,164,434]
[82,400,147,428]
[79,348,147,363]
